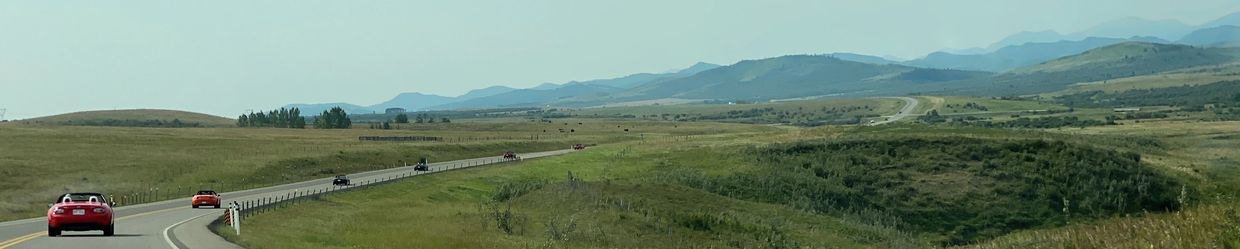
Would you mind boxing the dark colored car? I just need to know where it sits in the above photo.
[48,193,115,236]
[191,190,221,209]
[333,175,350,186]
[414,157,430,171]
[572,144,586,150]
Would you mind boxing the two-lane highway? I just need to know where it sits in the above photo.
[0,149,575,249]
[870,96,920,125]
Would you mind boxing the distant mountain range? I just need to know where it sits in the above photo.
[282,11,1240,115]
[1178,25,1240,47]
[285,62,720,114]
[937,42,1240,95]
[426,62,720,110]
[945,12,1240,56]
[905,36,1169,72]
[618,55,992,100]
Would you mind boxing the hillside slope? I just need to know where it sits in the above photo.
[27,109,234,127]
[1010,42,1235,75]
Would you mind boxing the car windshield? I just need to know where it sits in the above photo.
[196,191,216,195]
[56,193,106,203]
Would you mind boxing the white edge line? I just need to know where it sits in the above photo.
[163,211,215,249]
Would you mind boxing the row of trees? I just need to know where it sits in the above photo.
[313,107,352,129]
[238,108,306,128]
[237,107,351,129]
[394,113,450,124]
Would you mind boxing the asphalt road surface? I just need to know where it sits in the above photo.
[870,97,920,125]
[0,149,575,249]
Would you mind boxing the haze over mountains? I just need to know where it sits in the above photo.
[286,11,1240,115]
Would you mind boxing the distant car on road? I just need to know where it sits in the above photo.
[191,190,221,209]
[502,151,521,160]
[47,193,114,236]
[333,175,351,186]
[572,144,586,150]
[414,157,430,171]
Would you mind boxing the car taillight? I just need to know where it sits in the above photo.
[93,208,106,214]
[53,208,65,214]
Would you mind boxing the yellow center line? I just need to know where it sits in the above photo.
[0,207,185,249]
[0,233,41,249]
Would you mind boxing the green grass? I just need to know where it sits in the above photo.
[957,205,1240,249]
[561,97,902,125]
[1042,62,1240,97]
[220,119,1240,248]
[216,136,927,248]
[0,121,771,221]
[934,96,1066,114]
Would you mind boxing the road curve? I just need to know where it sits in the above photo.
[870,97,919,125]
[0,149,576,249]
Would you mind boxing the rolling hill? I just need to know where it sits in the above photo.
[26,109,235,127]
[943,42,1240,95]
[1010,42,1236,74]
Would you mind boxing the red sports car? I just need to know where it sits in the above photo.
[191,190,221,209]
[47,193,115,236]
[502,151,520,160]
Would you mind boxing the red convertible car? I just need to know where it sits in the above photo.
[191,190,221,209]
[502,151,521,160]
[47,193,114,236]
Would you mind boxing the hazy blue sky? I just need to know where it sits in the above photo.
[2,0,1238,119]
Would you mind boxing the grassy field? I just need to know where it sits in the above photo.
[558,97,902,125]
[216,119,1240,248]
[215,133,928,248]
[0,120,772,221]
[1042,62,1240,97]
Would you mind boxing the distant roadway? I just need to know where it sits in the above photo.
[870,97,920,125]
[0,149,575,249]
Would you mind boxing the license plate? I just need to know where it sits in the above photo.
[72,209,85,216]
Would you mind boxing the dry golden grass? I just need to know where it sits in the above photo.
[959,205,1240,249]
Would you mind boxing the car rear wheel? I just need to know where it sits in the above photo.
[192,205,198,209]
[48,227,60,237]
[214,204,220,209]
[103,224,114,236]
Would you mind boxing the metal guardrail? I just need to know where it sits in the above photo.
[232,157,527,221]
